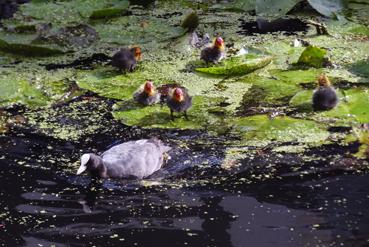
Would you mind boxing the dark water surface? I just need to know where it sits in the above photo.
[1,107,369,247]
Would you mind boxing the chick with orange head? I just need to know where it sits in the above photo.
[312,74,338,111]
[133,81,160,106]
[111,46,142,72]
[200,36,225,64]
[166,87,192,121]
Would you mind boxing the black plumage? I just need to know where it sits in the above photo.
[111,48,137,72]
[200,46,224,64]
[167,87,192,120]
[312,87,338,111]
[312,75,338,111]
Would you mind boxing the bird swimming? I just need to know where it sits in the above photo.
[76,138,171,179]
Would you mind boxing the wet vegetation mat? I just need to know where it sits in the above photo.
[0,0,369,246]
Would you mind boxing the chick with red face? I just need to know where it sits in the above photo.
[167,87,192,120]
[200,36,225,64]
[111,46,142,72]
[312,74,338,111]
[133,81,160,106]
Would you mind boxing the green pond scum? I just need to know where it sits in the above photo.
[0,0,368,164]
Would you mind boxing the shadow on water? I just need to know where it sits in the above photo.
[238,18,309,36]
[1,97,369,246]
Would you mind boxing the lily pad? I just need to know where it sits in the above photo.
[231,114,330,147]
[94,16,186,45]
[90,1,129,19]
[0,68,80,108]
[0,32,65,56]
[33,24,99,49]
[112,96,225,130]
[195,54,272,76]
[317,88,369,124]
[349,59,369,77]
[18,0,130,26]
[255,0,301,18]
[211,0,255,12]
[307,0,345,18]
[290,88,369,125]
[297,46,328,68]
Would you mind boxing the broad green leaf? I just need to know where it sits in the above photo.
[256,0,301,17]
[195,54,272,76]
[113,96,226,130]
[308,0,345,18]
[231,115,329,147]
[297,46,328,68]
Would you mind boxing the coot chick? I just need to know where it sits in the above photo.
[312,74,338,111]
[200,36,225,64]
[77,138,171,179]
[111,46,141,72]
[167,87,192,120]
[133,81,160,106]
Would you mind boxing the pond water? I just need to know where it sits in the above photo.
[1,0,369,246]
[1,97,369,247]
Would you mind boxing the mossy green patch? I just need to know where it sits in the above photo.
[289,90,314,111]
[349,59,369,77]
[231,115,330,147]
[0,32,65,56]
[112,96,226,130]
[195,54,272,76]
[290,88,369,125]
[90,1,130,19]
[316,88,369,124]
[297,46,328,68]
[352,127,369,159]
[0,67,80,108]
[25,100,112,141]
[270,68,323,85]
[94,16,186,45]
[18,0,130,26]
[0,114,8,134]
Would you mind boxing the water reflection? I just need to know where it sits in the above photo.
[1,129,369,246]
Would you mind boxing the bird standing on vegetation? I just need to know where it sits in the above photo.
[167,87,192,121]
[200,36,225,64]
[312,74,338,111]
[111,46,142,72]
[76,138,171,179]
[133,81,160,106]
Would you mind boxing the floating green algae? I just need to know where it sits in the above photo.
[94,15,186,45]
[297,46,328,68]
[18,0,130,26]
[0,113,8,134]
[290,88,369,125]
[0,0,368,157]
[349,59,369,77]
[195,54,272,76]
[89,1,130,19]
[316,88,369,124]
[0,32,65,56]
[231,114,330,147]
[112,96,226,130]
[25,99,113,141]
[75,50,225,102]
[0,67,80,108]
